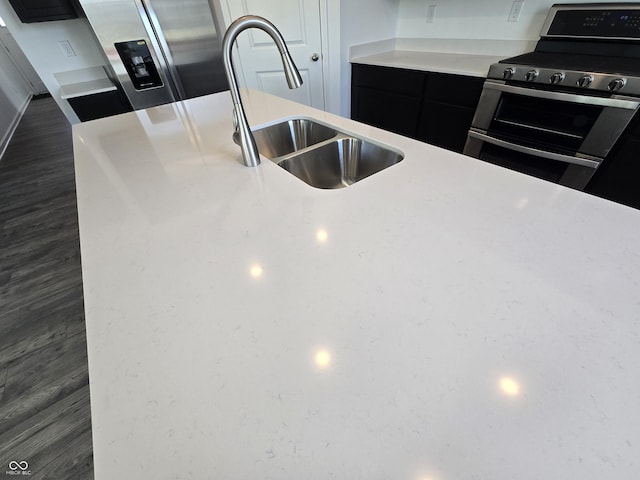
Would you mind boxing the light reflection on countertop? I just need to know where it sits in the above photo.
[515,197,529,209]
[249,264,264,279]
[316,228,329,244]
[313,348,333,370]
[499,376,521,397]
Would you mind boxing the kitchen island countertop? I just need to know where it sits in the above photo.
[73,90,640,480]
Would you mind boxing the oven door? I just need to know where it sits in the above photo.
[464,80,640,189]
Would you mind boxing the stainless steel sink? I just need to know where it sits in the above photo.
[251,119,338,159]
[278,138,403,189]
[249,118,404,189]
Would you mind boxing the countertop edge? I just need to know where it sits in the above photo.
[349,38,536,77]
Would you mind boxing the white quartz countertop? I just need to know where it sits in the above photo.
[350,50,502,77]
[348,38,535,77]
[73,90,640,480]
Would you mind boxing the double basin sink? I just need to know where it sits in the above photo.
[247,118,404,189]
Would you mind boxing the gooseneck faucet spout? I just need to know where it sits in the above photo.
[222,16,303,167]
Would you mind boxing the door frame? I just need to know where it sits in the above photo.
[320,0,340,114]
[0,19,46,94]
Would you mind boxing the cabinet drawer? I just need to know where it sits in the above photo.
[352,64,425,97]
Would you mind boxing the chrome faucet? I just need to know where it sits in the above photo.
[222,16,303,167]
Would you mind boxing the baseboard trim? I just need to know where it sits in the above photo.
[0,94,31,162]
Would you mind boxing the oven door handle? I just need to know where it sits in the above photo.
[467,130,602,168]
[484,81,640,109]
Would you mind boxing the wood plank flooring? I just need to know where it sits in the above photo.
[0,96,93,479]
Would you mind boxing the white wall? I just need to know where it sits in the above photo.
[395,0,617,41]
[0,4,108,124]
[340,0,400,116]
[0,35,31,160]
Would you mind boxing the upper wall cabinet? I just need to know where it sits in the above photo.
[8,0,78,23]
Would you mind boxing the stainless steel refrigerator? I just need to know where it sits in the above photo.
[79,0,229,110]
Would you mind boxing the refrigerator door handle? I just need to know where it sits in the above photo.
[134,0,185,100]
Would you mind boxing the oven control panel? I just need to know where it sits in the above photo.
[541,4,640,40]
[487,63,640,97]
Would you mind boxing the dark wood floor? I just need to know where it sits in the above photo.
[0,96,93,479]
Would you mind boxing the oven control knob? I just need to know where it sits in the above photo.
[608,78,626,92]
[525,69,538,82]
[503,67,515,80]
[549,72,565,84]
[577,74,594,88]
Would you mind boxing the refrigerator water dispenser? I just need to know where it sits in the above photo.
[115,40,163,90]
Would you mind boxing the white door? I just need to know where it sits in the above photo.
[0,17,47,94]
[223,0,325,110]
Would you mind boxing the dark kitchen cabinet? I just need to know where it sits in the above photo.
[68,90,132,122]
[417,71,484,152]
[417,100,479,153]
[351,64,425,138]
[351,64,484,153]
[8,0,78,23]
[585,118,640,210]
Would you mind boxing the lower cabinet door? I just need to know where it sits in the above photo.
[352,87,422,138]
[416,101,476,153]
[585,136,640,210]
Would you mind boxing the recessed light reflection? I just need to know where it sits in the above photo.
[515,197,529,209]
[314,348,332,369]
[499,376,521,396]
[316,228,328,243]
[418,473,438,480]
[249,264,264,278]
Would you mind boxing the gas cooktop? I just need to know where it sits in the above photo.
[487,3,640,96]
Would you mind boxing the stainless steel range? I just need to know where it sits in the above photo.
[464,3,640,190]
